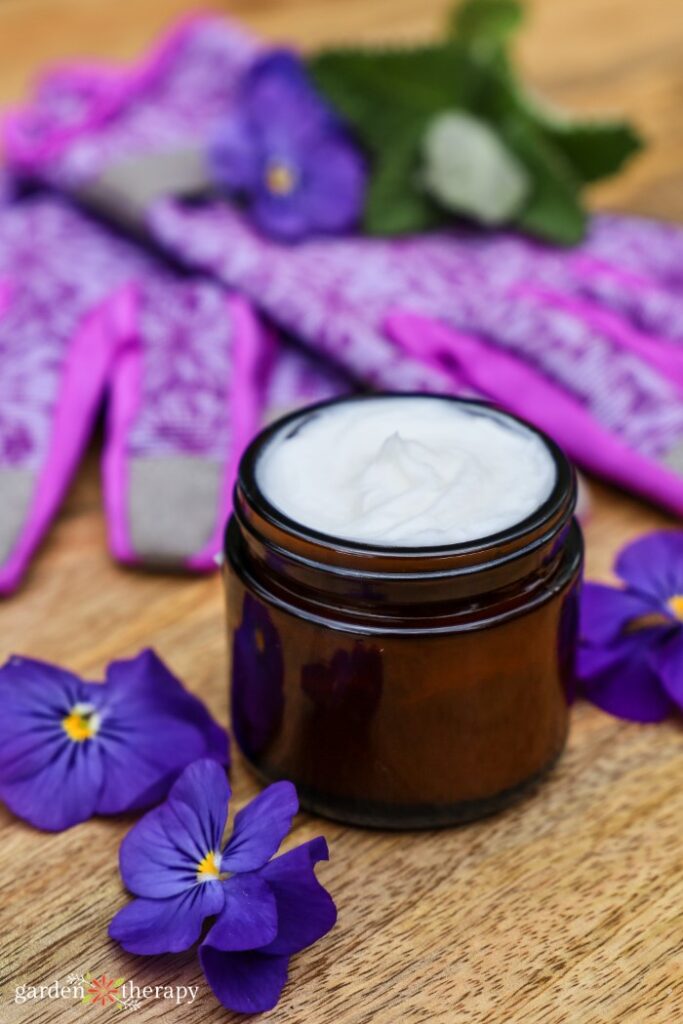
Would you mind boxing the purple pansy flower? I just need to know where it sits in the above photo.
[109,759,336,1014]
[578,531,683,722]
[0,650,228,831]
[208,50,366,241]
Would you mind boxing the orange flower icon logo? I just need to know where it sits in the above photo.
[82,975,126,1009]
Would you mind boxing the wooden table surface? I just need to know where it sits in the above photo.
[0,0,682,1021]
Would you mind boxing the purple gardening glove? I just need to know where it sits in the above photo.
[0,193,337,593]
[6,16,683,515]
[0,194,134,592]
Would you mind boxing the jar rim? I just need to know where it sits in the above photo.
[236,394,575,561]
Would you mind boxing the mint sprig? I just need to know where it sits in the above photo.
[308,0,642,244]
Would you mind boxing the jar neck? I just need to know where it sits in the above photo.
[227,469,579,628]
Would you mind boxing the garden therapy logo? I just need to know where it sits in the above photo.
[13,972,199,1011]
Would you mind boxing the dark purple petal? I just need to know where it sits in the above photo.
[103,650,229,765]
[95,651,228,814]
[300,136,366,233]
[259,837,337,956]
[653,630,683,708]
[250,135,365,241]
[579,582,660,646]
[0,740,104,831]
[0,656,87,716]
[250,190,312,242]
[96,713,216,815]
[109,883,225,955]
[208,113,260,193]
[200,948,290,1014]
[578,630,675,723]
[0,657,106,830]
[119,803,196,898]
[119,760,229,898]
[243,51,333,143]
[202,874,277,951]
[0,658,101,779]
[160,758,230,863]
[221,781,298,873]
[615,531,683,605]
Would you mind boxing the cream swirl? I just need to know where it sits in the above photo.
[257,397,556,547]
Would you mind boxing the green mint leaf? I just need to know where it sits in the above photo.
[364,129,444,235]
[448,0,524,55]
[310,46,484,235]
[310,44,481,128]
[512,89,643,182]
[501,114,587,244]
[539,114,643,183]
[422,111,530,224]
[309,36,634,244]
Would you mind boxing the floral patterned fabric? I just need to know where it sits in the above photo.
[0,191,351,591]
[0,197,241,469]
[0,197,134,472]
[5,15,683,514]
[152,204,683,462]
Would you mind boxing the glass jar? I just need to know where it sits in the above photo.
[224,396,583,828]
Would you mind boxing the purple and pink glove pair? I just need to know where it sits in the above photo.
[4,15,683,527]
[0,191,348,594]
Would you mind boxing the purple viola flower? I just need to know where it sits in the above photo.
[578,531,683,722]
[109,759,336,1015]
[0,650,228,831]
[208,50,366,242]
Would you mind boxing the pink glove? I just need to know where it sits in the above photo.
[6,16,683,514]
[0,195,269,592]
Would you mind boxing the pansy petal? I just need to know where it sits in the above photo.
[119,804,197,898]
[580,582,660,646]
[0,658,96,779]
[209,113,260,192]
[160,758,230,866]
[653,630,683,709]
[615,531,683,604]
[109,883,224,955]
[259,837,337,956]
[221,781,298,873]
[0,740,104,831]
[578,631,674,723]
[95,713,214,815]
[244,51,333,142]
[250,190,310,242]
[303,137,366,233]
[200,947,290,1014]
[0,726,68,783]
[103,650,229,764]
[0,656,86,712]
[203,874,278,952]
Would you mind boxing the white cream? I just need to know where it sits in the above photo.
[256,397,556,547]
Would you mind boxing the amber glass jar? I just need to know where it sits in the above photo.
[224,396,582,828]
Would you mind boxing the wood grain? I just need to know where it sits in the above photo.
[0,1,682,1022]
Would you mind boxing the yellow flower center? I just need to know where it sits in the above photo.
[197,850,222,882]
[265,161,297,196]
[668,594,683,621]
[62,703,100,742]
